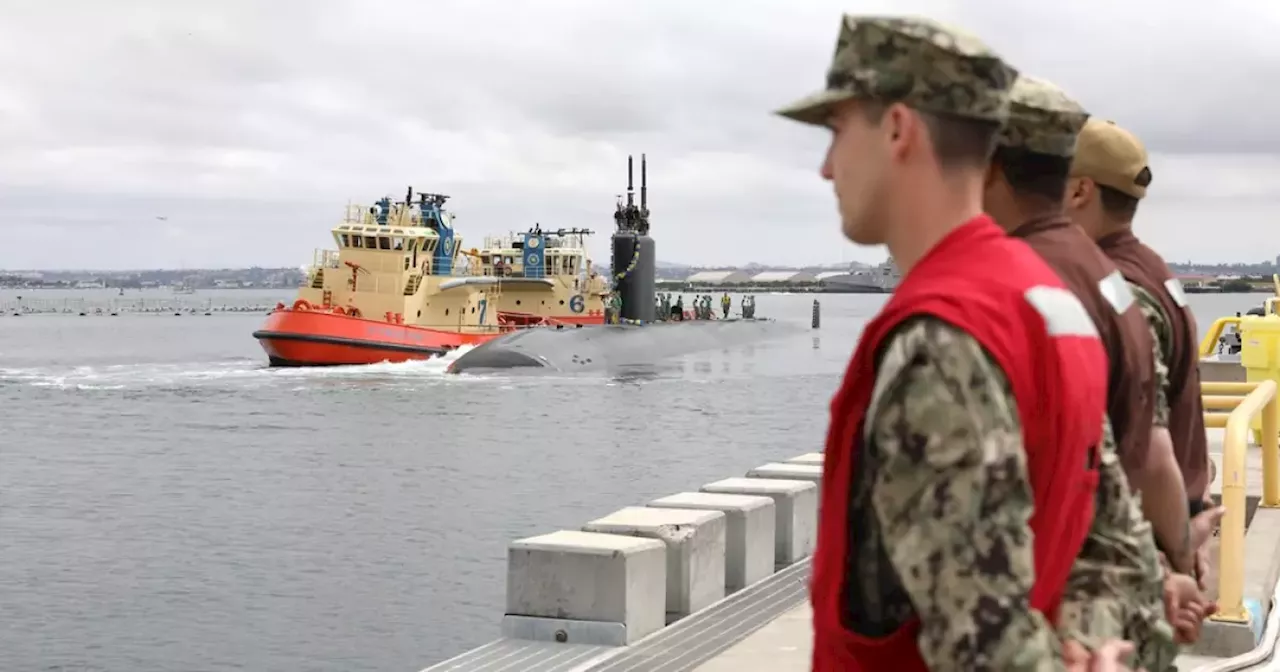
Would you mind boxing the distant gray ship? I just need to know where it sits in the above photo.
[816,258,900,294]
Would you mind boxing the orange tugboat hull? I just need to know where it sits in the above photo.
[253,306,606,367]
[252,308,492,367]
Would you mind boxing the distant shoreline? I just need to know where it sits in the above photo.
[3,285,1274,295]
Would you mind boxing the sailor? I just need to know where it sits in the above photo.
[982,75,1209,667]
[776,15,1131,670]
[609,293,622,324]
[673,295,684,321]
[721,292,732,318]
[1066,119,1223,588]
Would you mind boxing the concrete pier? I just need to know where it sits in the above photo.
[745,462,823,489]
[502,530,667,646]
[583,506,727,620]
[423,437,1280,672]
[648,492,775,592]
[424,457,819,672]
[700,477,816,565]
[784,452,824,466]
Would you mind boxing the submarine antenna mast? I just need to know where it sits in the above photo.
[610,154,656,323]
[640,154,648,222]
[627,156,635,208]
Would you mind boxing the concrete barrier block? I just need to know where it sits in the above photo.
[505,530,666,645]
[584,506,727,619]
[746,462,823,489]
[649,492,776,592]
[700,477,816,565]
[786,453,824,466]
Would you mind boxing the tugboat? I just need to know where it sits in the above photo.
[252,188,610,367]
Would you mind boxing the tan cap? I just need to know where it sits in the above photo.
[1071,118,1152,199]
[775,15,1017,126]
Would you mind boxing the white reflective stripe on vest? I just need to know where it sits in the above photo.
[1098,269,1135,315]
[1024,285,1100,338]
[1164,277,1189,308]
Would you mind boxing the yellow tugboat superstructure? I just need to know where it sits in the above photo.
[253,188,609,366]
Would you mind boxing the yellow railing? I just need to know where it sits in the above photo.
[1202,380,1280,623]
[1199,316,1241,357]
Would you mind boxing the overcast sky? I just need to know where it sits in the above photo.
[1,0,1277,270]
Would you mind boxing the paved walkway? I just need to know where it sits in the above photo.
[694,603,811,671]
[694,602,1218,671]
[696,433,1254,671]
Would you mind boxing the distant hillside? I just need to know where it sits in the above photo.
[599,259,873,280]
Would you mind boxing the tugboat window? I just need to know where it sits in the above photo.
[378,237,391,250]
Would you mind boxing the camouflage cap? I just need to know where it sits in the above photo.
[1071,118,1152,199]
[775,15,1018,126]
[998,75,1089,157]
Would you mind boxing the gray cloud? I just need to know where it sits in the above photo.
[1,0,1278,270]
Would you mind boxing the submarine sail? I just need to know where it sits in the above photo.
[612,154,656,323]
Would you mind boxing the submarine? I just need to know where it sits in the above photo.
[447,154,800,374]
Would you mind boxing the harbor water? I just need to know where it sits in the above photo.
[0,288,1266,672]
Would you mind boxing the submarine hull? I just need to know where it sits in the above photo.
[447,319,799,373]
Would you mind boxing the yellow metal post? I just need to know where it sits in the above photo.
[1210,379,1278,623]
[1202,382,1261,395]
[1201,396,1245,410]
[1203,412,1231,429]
[1263,392,1280,507]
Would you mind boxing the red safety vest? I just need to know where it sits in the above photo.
[811,215,1107,671]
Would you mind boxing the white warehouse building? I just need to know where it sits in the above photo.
[686,270,752,285]
[751,270,817,284]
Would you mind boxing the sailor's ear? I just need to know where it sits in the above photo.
[1065,176,1092,210]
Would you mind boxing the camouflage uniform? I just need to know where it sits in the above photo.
[776,17,1108,668]
[852,317,1074,669]
[1132,283,1173,427]
[999,76,1179,671]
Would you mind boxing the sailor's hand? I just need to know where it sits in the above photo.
[1064,640,1139,672]
[1190,505,1224,591]
[1164,572,1215,644]
[1190,505,1225,552]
